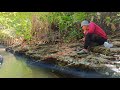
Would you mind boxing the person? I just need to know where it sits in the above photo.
[77,20,108,54]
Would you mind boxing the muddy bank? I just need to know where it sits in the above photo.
[5,34,120,78]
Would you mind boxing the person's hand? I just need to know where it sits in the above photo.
[83,49,88,53]
[81,37,85,42]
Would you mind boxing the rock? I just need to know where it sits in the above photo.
[42,57,58,65]
[110,48,120,53]
[90,46,111,55]
[99,54,118,61]
[111,39,120,42]
[30,54,41,60]
[112,41,120,47]
[5,39,120,77]
[105,72,109,75]
[25,50,37,55]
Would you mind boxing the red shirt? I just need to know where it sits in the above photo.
[84,22,107,39]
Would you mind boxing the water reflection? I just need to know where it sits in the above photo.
[0,46,58,78]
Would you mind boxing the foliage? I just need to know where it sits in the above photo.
[46,12,88,42]
[0,12,32,40]
[0,12,119,44]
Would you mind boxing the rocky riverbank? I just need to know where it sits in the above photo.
[5,34,120,78]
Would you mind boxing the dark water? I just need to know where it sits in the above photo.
[0,46,58,78]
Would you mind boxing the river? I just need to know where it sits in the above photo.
[0,45,58,78]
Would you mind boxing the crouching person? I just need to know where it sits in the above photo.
[77,20,108,54]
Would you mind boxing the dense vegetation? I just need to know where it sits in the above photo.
[0,12,120,45]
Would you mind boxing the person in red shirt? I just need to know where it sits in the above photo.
[78,20,107,54]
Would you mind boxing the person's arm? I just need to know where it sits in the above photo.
[84,33,93,49]
[80,31,86,42]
